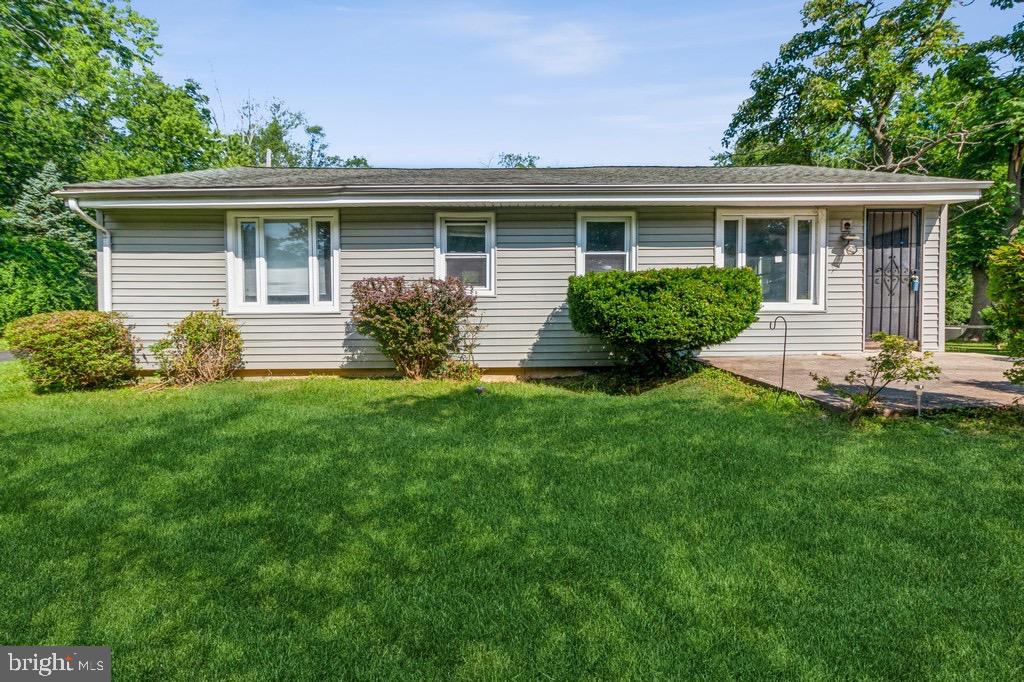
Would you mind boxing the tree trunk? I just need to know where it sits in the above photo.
[963,264,991,341]
[869,123,894,170]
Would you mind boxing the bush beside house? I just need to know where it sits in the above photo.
[812,333,942,419]
[352,276,479,379]
[3,310,137,391]
[988,243,1024,384]
[151,302,245,386]
[567,267,762,374]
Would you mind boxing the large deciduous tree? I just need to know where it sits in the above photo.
[975,1,1024,241]
[0,1,367,326]
[719,0,967,170]
[79,73,222,180]
[0,0,158,203]
[719,0,1023,338]
[921,1,1023,334]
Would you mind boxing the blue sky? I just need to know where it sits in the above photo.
[135,0,1013,167]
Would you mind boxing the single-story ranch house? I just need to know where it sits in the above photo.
[56,166,989,375]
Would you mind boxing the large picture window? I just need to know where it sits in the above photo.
[227,212,339,312]
[435,213,496,296]
[576,212,637,275]
[715,210,825,310]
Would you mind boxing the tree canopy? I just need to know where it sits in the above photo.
[0,1,368,204]
[495,153,540,168]
[718,0,1024,331]
[222,99,368,169]
[718,0,969,170]
[0,0,369,326]
[0,0,158,202]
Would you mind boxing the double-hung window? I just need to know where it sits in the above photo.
[227,211,339,312]
[435,213,496,296]
[576,212,637,274]
[715,210,825,310]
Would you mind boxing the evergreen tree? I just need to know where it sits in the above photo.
[5,162,91,252]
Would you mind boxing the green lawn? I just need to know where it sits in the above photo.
[1,361,1023,679]
[946,340,1009,355]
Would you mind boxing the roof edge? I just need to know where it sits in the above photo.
[68,187,988,211]
[55,179,993,199]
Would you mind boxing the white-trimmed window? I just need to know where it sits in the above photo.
[715,209,826,310]
[576,212,637,275]
[435,212,496,296]
[226,211,339,313]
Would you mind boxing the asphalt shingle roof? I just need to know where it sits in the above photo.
[60,165,983,192]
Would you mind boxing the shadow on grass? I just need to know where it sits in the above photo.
[1,372,1023,678]
[527,364,702,396]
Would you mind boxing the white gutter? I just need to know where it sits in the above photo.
[66,198,112,312]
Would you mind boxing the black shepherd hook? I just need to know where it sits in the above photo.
[768,315,788,401]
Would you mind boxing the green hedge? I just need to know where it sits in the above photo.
[988,243,1024,384]
[3,310,137,391]
[0,235,95,328]
[567,267,761,372]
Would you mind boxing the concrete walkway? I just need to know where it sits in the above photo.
[706,352,1023,412]
[0,351,12,362]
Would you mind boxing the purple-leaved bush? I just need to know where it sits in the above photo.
[352,276,478,379]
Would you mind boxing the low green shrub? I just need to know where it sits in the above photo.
[988,243,1024,384]
[567,267,762,374]
[151,302,245,386]
[3,310,137,391]
[435,359,482,382]
[352,276,479,379]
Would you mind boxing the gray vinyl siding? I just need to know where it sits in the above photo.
[637,208,715,268]
[104,207,608,369]
[482,209,606,366]
[103,204,945,370]
[705,207,867,356]
[107,211,228,363]
[920,205,943,351]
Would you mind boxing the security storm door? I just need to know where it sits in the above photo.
[865,209,921,341]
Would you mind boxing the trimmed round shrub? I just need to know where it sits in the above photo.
[567,266,761,373]
[352,276,478,379]
[151,303,245,386]
[3,310,137,391]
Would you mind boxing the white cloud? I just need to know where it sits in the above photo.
[443,10,616,76]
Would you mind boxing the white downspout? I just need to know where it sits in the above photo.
[66,198,112,312]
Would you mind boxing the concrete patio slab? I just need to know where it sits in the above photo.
[706,352,1024,412]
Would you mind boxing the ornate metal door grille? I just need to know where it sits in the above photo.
[865,209,921,340]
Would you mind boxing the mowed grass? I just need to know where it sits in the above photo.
[1,361,1023,679]
[946,340,1009,355]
